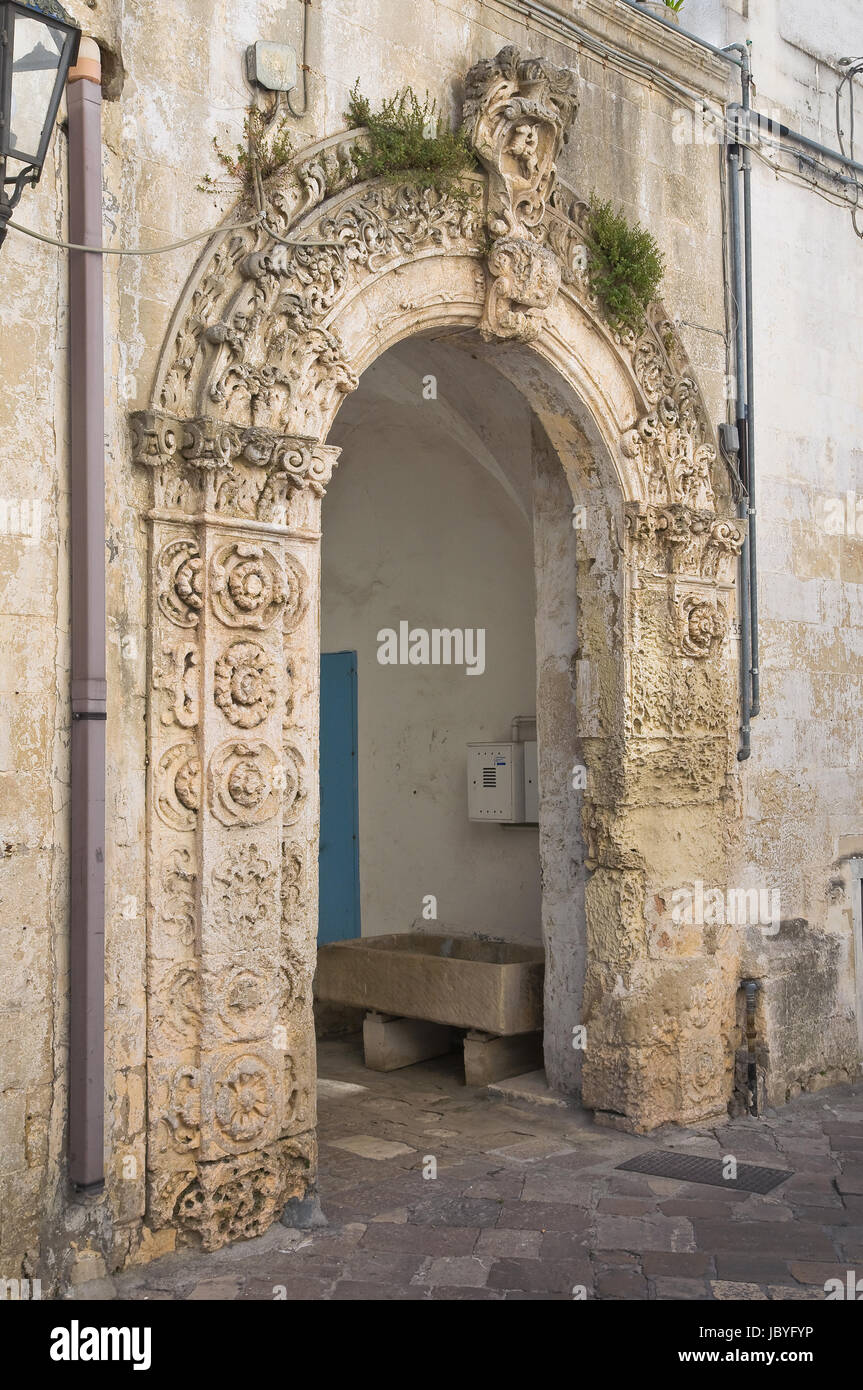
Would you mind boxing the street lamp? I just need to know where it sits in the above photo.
[0,0,80,248]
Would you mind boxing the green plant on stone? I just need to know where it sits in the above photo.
[584,194,666,336]
[664,0,685,12]
[198,106,295,197]
[345,81,477,198]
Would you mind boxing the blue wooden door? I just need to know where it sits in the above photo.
[318,651,361,944]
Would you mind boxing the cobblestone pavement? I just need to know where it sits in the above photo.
[110,1038,863,1301]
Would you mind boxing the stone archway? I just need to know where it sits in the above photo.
[130,47,744,1250]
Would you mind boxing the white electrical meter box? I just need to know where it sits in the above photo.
[467,743,525,822]
[523,740,538,823]
[246,41,297,92]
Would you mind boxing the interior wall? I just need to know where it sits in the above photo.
[321,341,541,946]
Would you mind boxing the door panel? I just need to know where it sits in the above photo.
[318,650,360,944]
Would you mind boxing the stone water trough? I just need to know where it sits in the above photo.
[315,933,545,1084]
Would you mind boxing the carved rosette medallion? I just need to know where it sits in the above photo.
[156,536,203,627]
[207,1050,281,1155]
[155,742,201,831]
[211,964,275,1041]
[679,595,726,658]
[208,740,282,827]
[210,541,286,630]
[214,641,279,728]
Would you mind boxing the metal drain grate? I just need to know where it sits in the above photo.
[616,1151,793,1193]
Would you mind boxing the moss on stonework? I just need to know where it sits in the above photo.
[198,107,295,197]
[345,82,478,199]
[584,194,666,336]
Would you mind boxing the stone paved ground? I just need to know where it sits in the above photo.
[110,1037,863,1301]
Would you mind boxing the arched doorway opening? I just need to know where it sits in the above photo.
[314,334,567,1092]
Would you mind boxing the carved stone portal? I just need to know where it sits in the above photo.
[131,45,745,1252]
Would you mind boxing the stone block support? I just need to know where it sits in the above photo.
[463,1030,544,1087]
[363,1013,454,1072]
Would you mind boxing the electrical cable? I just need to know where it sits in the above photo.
[745,138,863,211]
[836,57,863,236]
[493,0,863,226]
[5,214,261,254]
[287,0,311,119]
[4,210,345,254]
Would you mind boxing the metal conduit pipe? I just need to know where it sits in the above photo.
[727,107,752,761]
[723,45,759,752]
[742,978,761,1117]
[740,71,760,720]
[739,104,863,181]
[723,45,756,756]
[67,38,105,1192]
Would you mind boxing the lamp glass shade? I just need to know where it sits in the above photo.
[8,11,66,163]
[1,1,80,187]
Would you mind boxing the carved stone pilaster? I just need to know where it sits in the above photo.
[623,502,744,742]
[138,426,331,1249]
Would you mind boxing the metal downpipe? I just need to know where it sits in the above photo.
[741,67,760,719]
[67,41,106,1192]
[727,116,752,762]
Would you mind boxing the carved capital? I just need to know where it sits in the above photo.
[625,503,744,582]
[131,411,341,514]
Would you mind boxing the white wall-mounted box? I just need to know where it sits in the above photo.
[467,742,525,822]
[246,41,297,92]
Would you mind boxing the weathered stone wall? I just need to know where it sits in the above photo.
[0,0,860,1285]
[690,0,863,1103]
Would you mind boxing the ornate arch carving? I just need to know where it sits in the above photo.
[131,47,744,1250]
